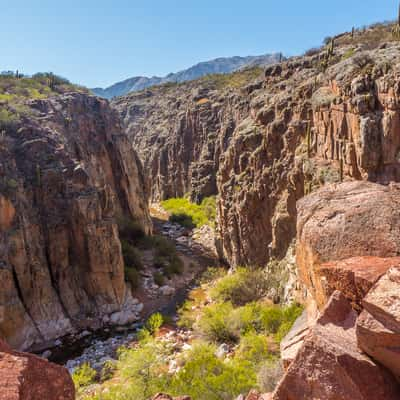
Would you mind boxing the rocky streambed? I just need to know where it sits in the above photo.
[46,214,219,374]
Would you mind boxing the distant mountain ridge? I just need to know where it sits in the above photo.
[92,53,282,99]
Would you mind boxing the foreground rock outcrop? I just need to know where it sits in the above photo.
[0,93,151,350]
[357,266,400,382]
[296,181,400,308]
[273,291,400,400]
[0,339,74,400]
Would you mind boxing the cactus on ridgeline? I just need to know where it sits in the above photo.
[328,38,335,59]
[351,27,355,39]
[392,3,400,39]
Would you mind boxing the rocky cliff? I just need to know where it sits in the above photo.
[0,92,151,350]
[112,70,259,203]
[114,26,400,270]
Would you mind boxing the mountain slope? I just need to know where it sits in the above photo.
[92,53,281,98]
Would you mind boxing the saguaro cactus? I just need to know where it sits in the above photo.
[392,3,400,39]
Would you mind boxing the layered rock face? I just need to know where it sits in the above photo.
[217,43,400,266]
[113,80,251,203]
[115,32,400,268]
[0,93,151,350]
[0,338,74,400]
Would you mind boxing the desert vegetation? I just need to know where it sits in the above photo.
[118,216,184,289]
[161,196,216,228]
[76,268,302,400]
[0,71,87,129]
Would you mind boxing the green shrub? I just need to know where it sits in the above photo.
[0,108,21,129]
[274,303,303,342]
[165,256,184,275]
[170,342,256,400]
[196,301,303,344]
[229,302,265,335]
[146,313,164,335]
[152,235,176,258]
[170,213,195,229]
[121,240,143,270]
[210,267,268,306]
[72,363,97,388]
[196,302,238,343]
[125,267,140,289]
[100,360,117,382]
[260,306,285,334]
[116,339,170,400]
[118,217,145,242]
[153,271,165,286]
[161,196,216,228]
[199,267,227,284]
[235,332,270,366]
[151,235,183,277]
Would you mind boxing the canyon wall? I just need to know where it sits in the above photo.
[113,81,251,203]
[0,93,151,350]
[115,40,400,268]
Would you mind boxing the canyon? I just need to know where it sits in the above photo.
[1,21,400,400]
[0,93,151,351]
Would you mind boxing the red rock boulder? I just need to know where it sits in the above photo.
[357,266,400,382]
[0,339,74,400]
[273,291,400,400]
[296,181,400,309]
[317,256,400,311]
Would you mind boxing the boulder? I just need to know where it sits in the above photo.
[160,285,175,296]
[280,309,315,369]
[0,338,74,400]
[317,256,400,311]
[296,181,400,309]
[357,266,400,381]
[273,291,400,400]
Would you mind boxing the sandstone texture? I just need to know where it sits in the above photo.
[357,266,400,381]
[0,338,74,400]
[318,256,400,310]
[115,33,400,269]
[296,181,400,308]
[280,309,316,368]
[0,93,151,350]
[273,291,400,400]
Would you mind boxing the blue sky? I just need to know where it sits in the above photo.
[0,1,396,87]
